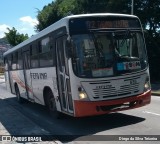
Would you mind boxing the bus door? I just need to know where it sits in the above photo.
[56,36,73,114]
[23,51,34,101]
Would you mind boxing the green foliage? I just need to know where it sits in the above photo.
[74,0,108,13]
[57,0,76,16]
[36,0,76,31]
[5,27,28,46]
[134,0,160,34]
[35,1,60,32]
[133,0,160,81]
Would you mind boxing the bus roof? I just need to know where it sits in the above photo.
[4,13,138,57]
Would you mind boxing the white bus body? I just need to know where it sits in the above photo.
[4,13,151,117]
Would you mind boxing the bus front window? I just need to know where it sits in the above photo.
[71,31,147,78]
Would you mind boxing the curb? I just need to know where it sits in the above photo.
[151,91,160,96]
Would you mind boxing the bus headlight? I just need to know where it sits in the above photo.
[79,92,87,99]
[78,86,89,100]
[144,77,151,92]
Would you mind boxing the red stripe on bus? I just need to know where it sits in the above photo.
[11,73,33,93]
[74,90,151,117]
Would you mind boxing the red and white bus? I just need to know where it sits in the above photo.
[3,13,151,117]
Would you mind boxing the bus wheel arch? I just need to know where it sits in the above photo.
[43,87,63,118]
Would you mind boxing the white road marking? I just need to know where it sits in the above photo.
[143,111,160,116]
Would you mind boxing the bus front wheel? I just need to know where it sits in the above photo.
[45,89,61,118]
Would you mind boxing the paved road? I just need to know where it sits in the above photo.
[0,81,160,144]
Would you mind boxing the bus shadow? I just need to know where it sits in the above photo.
[59,112,145,142]
[0,97,50,136]
[0,97,146,142]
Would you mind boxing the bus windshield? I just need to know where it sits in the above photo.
[71,30,147,78]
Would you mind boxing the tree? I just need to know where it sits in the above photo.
[36,0,77,31]
[5,27,28,46]
[36,2,59,31]
[133,0,160,81]
[134,0,160,34]
[74,0,108,13]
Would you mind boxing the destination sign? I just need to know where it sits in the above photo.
[69,17,141,34]
[86,20,129,29]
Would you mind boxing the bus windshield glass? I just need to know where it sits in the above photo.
[71,30,147,78]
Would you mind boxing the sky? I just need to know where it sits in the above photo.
[0,0,54,38]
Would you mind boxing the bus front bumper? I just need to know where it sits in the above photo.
[74,90,151,117]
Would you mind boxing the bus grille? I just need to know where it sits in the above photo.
[92,80,140,100]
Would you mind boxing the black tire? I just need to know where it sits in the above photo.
[45,90,56,111]
[15,85,24,103]
[45,90,61,118]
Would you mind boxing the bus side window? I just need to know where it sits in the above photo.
[17,50,23,69]
[39,37,54,67]
[8,55,12,70]
[11,52,18,70]
[4,58,8,71]
[30,44,39,68]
